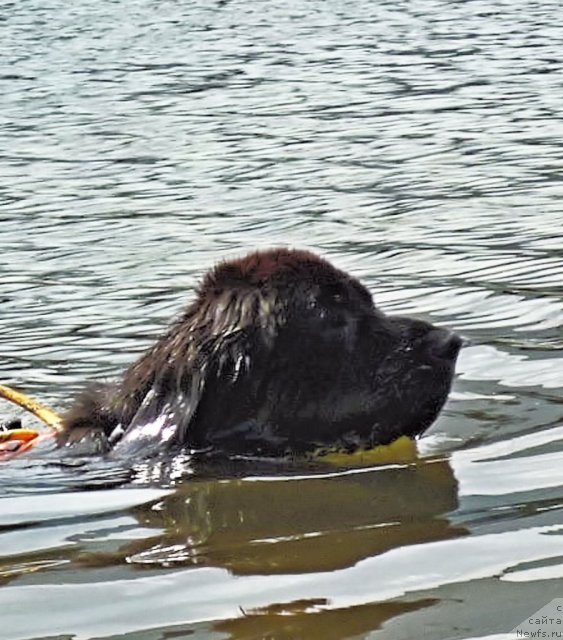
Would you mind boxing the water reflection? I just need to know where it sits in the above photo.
[214,599,438,640]
[0,453,462,578]
[124,456,462,575]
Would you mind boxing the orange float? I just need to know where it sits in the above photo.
[0,384,62,460]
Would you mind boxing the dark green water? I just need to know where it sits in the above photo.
[1,0,562,638]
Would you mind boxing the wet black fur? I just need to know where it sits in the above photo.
[61,248,461,458]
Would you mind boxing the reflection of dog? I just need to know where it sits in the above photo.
[61,248,461,457]
[125,455,463,575]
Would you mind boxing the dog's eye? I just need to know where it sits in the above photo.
[322,284,347,306]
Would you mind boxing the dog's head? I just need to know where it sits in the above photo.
[100,248,461,458]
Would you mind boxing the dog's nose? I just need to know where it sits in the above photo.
[427,329,463,361]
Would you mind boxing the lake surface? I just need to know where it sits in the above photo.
[1,0,562,638]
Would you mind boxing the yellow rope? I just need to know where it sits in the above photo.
[0,384,63,433]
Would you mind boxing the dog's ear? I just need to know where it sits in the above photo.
[110,284,280,458]
[109,370,205,458]
[110,328,256,458]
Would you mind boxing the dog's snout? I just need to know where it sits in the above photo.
[426,328,463,361]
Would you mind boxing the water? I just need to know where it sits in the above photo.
[1,0,562,638]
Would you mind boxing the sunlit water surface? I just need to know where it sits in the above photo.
[1,0,562,639]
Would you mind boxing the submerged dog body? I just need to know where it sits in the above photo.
[62,248,461,458]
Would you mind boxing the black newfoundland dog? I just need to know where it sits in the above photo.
[61,248,461,458]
